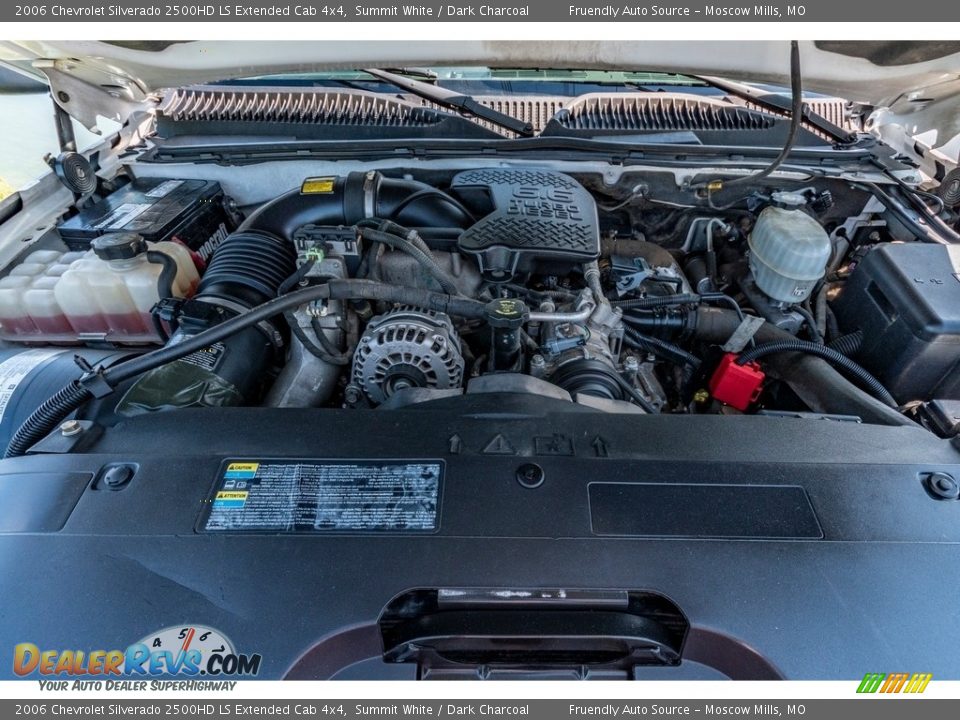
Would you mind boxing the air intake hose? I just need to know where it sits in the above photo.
[113,230,298,417]
[4,280,485,457]
[241,171,474,241]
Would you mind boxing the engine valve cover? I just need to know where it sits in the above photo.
[452,169,600,280]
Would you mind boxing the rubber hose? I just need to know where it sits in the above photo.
[793,305,824,344]
[310,317,351,365]
[583,260,609,306]
[714,41,803,189]
[283,310,347,366]
[611,372,658,414]
[146,251,178,301]
[827,330,863,357]
[4,381,94,459]
[814,286,828,338]
[146,250,180,341]
[279,261,350,365]
[624,326,700,369]
[736,341,896,408]
[4,281,486,457]
[693,307,911,426]
[107,281,482,386]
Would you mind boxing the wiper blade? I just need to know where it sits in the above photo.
[380,67,438,83]
[692,74,857,144]
[364,67,535,137]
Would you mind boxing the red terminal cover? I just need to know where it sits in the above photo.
[709,353,766,411]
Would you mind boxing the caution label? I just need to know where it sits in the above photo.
[203,459,442,533]
[301,177,336,194]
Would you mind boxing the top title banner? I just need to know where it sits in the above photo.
[6,0,949,22]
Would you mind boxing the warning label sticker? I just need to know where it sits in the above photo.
[0,349,64,424]
[203,459,442,533]
[144,179,184,198]
[92,202,152,230]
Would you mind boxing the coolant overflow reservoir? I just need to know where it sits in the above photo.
[748,192,831,304]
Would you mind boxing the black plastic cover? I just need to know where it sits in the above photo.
[540,93,825,146]
[452,169,600,280]
[834,242,960,402]
[2,401,960,680]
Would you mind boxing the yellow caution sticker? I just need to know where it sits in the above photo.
[216,491,249,501]
[301,177,336,194]
[227,463,259,473]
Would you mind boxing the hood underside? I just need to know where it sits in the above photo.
[0,40,958,102]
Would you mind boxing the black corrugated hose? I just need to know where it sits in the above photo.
[736,339,897,408]
[3,279,487,459]
[827,329,863,357]
[612,293,700,310]
[4,381,95,459]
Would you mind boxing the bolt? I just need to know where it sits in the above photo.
[530,354,546,369]
[60,420,83,437]
[516,463,545,489]
[623,355,640,373]
[924,472,960,501]
[344,385,363,405]
[102,465,134,489]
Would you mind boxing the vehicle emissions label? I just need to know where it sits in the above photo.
[202,459,442,533]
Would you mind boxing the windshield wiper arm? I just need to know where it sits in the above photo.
[691,74,856,144]
[364,67,535,137]
[380,67,439,83]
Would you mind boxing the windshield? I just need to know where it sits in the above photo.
[214,67,715,96]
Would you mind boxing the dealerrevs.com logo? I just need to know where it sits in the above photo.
[13,625,261,678]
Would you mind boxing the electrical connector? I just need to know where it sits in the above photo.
[709,353,765,411]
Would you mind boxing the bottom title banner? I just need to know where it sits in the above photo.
[3,700,958,719]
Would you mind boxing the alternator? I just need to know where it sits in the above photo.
[352,308,464,405]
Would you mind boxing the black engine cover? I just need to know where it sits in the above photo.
[452,169,600,280]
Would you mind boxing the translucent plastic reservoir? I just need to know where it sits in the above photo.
[0,277,40,334]
[748,197,832,304]
[1,237,199,343]
[24,276,73,335]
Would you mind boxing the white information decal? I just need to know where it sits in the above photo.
[0,349,65,424]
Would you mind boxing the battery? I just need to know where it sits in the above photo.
[57,178,234,263]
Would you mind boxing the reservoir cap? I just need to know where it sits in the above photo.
[92,232,147,261]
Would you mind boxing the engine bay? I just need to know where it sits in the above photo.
[3,159,960,454]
